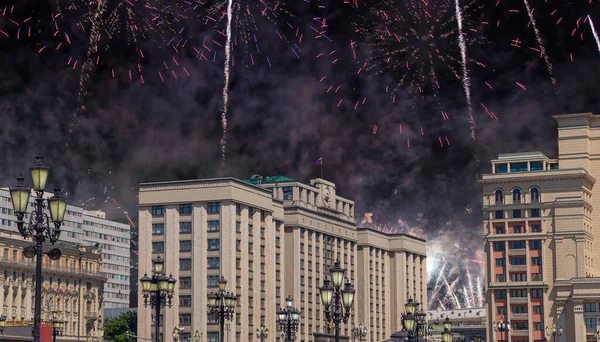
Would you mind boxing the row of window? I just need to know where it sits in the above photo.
[493,241,542,251]
[176,257,220,270]
[494,209,541,219]
[495,289,544,299]
[496,305,543,314]
[494,188,540,204]
[495,224,542,234]
[495,273,543,282]
[152,203,221,216]
[495,257,542,266]
[494,161,554,173]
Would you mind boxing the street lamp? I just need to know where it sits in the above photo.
[545,321,563,342]
[493,317,510,342]
[256,325,268,341]
[441,317,452,342]
[140,256,177,342]
[194,330,201,342]
[10,153,67,342]
[0,315,6,334]
[172,327,183,342]
[277,295,301,342]
[594,330,600,341]
[474,333,481,342]
[352,322,368,342]
[50,310,64,342]
[401,299,428,341]
[319,260,355,342]
[207,276,237,342]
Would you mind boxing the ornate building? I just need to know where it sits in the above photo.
[0,230,106,340]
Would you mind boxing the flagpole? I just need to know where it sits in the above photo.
[321,160,323,179]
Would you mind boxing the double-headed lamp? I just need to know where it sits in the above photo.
[319,278,333,306]
[9,176,30,215]
[341,280,355,309]
[30,153,50,191]
[330,260,345,288]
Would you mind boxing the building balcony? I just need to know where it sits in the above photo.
[509,297,528,304]
[508,265,528,272]
[511,330,529,337]
[508,248,527,256]
[510,313,529,320]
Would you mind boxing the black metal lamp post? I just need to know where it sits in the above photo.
[493,317,510,342]
[256,325,268,341]
[207,276,237,342]
[319,260,356,342]
[9,153,68,342]
[140,256,177,342]
[50,310,64,342]
[352,322,368,342]
[545,321,563,342]
[441,317,452,342]
[277,296,301,342]
[0,315,6,334]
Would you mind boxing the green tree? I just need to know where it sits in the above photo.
[104,311,137,342]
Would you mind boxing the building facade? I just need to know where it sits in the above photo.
[481,112,600,342]
[0,229,105,340]
[356,228,427,342]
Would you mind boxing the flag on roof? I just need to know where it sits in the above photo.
[313,157,322,165]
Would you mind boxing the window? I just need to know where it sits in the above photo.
[530,161,543,171]
[179,295,192,307]
[180,258,192,270]
[180,240,192,251]
[207,202,220,213]
[179,204,192,215]
[151,205,164,216]
[531,289,543,298]
[494,242,505,251]
[513,210,522,218]
[533,322,544,330]
[495,290,507,299]
[585,303,597,312]
[512,305,528,313]
[495,226,505,234]
[512,226,523,233]
[207,275,220,287]
[207,333,219,342]
[509,241,526,249]
[510,162,528,172]
[208,220,220,232]
[179,277,192,289]
[495,210,504,219]
[531,224,542,232]
[550,163,559,170]
[531,208,540,217]
[513,189,521,203]
[248,225,253,235]
[531,188,540,203]
[496,274,506,282]
[152,241,164,253]
[495,258,506,267]
[532,257,542,265]
[530,240,542,249]
[510,257,526,265]
[180,222,192,234]
[208,257,220,269]
[586,317,598,333]
[511,273,527,281]
[208,239,220,251]
[496,306,507,314]
[179,313,192,326]
[236,222,240,232]
[152,223,165,235]
[282,187,293,200]
[248,207,253,218]
[495,190,504,205]
[531,273,543,281]
[533,306,544,314]
[511,289,527,297]
[496,163,508,173]
[236,203,241,214]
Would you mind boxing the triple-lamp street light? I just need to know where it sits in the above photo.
[207,276,237,342]
[50,310,64,342]
[545,321,563,342]
[493,317,510,342]
[277,296,301,342]
[9,153,68,342]
[256,325,269,341]
[441,317,453,342]
[140,256,177,342]
[351,322,368,342]
[402,298,429,341]
[319,260,356,342]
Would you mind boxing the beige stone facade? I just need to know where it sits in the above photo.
[480,112,600,342]
[356,228,427,342]
[0,230,105,340]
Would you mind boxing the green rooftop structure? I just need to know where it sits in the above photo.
[244,175,302,185]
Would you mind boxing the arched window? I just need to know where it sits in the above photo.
[531,188,540,203]
[513,189,521,203]
[495,190,504,205]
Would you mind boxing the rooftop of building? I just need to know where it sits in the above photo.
[356,227,426,243]
[139,176,273,195]
[244,175,306,185]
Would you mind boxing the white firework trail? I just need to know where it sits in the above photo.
[476,276,484,307]
[590,15,600,54]
[522,0,558,90]
[219,0,233,176]
[442,275,462,309]
[466,264,476,307]
[454,0,475,142]
[429,261,447,305]
[437,299,446,310]
[462,286,472,307]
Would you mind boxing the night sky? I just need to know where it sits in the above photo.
[1,0,599,308]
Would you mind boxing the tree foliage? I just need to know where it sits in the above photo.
[104,311,137,342]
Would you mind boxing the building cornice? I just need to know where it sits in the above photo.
[139,177,273,195]
[479,168,596,185]
[356,227,426,243]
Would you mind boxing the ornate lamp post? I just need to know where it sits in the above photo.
[9,153,68,342]
[319,260,356,342]
[256,325,268,341]
[277,296,301,342]
[401,298,428,341]
[441,317,452,342]
[172,327,183,342]
[207,276,237,342]
[545,321,563,342]
[352,322,368,342]
[140,256,177,342]
[50,310,64,342]
[493,317,510,342]
[194,330,201,342]
[0,315,6,334]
